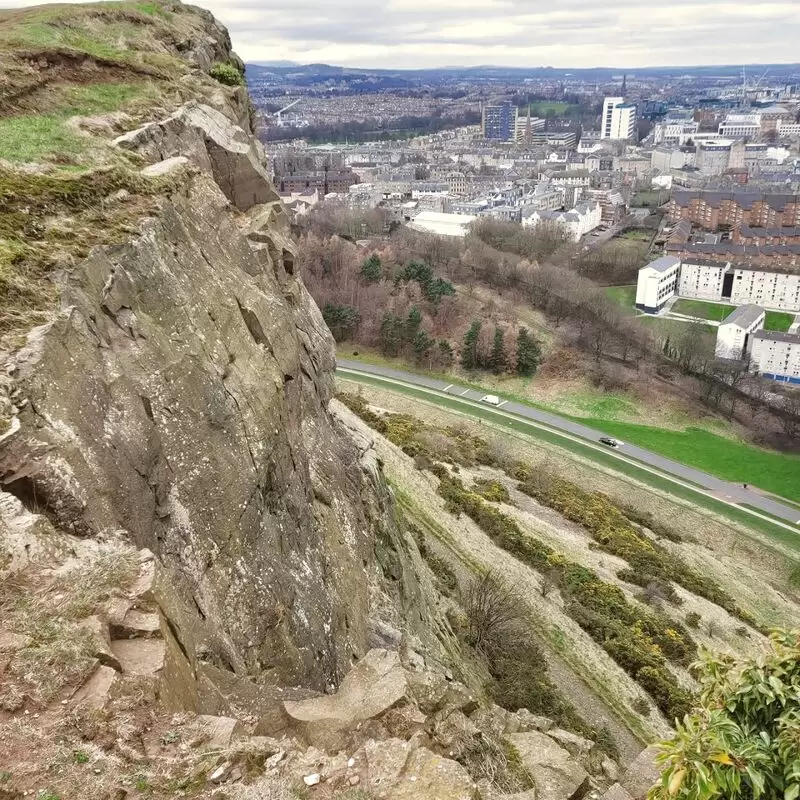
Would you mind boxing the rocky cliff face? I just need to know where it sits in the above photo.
[0,1,439,707]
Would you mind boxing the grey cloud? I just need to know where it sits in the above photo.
[6,0,795,67]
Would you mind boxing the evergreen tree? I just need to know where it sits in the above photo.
[404,306,423,344]
[378,312,402,357]
[360,254,382,282]
[412,330,434,365]
[322,304,360,342]
[516,327,542,376]
[461,320,482,370]
[437,340,454,368]
[490,327,507,374]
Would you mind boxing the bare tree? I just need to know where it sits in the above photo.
[464,571,527,654]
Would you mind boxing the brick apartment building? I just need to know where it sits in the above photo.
[667,191,800,230]
[731,225,800,246]
[665,241,800,271]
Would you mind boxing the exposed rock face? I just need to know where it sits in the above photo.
[0,100,439,703]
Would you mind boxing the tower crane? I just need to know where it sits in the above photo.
[275,99,301,125]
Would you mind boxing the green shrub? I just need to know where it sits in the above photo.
[516,472,753,626]
[209,61,244,86]
[651,631,800,799]
[436,472,695,721]
[685,612,701,628]
[473,479,510,504]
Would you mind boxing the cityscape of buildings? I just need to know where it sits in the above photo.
[248,66,800,385]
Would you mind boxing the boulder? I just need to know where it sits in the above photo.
[110,638,165,676]
[430,707,480,752]
[510,708,555,733]
[603,783,635,800]
[78,616,122,672]
[283,649,407,751]
[407,669,479,716]
[620,746,661,800]
[71,664,119,711]
[509,731,591,800]
[194,715,244,749]
[548,728,596,758]
[110,609,161,639]
[391,746,476,799]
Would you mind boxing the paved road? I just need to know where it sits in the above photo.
[337,359,800,529]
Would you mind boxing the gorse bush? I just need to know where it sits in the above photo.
[517,470,755,627]
[437,472,695,721]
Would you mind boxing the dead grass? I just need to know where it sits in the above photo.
[0,541,139,708]
[0,163,182,344]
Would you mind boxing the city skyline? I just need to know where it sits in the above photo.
[4,0,800,70]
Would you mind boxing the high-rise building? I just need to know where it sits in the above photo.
[601,96,638,141]
[482,102,518,141]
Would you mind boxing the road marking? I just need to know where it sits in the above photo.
[336,367,800,538]
[459,388,470,396]
[498,400,508,408]
[443,384,453,392]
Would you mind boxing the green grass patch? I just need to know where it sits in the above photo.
[765,310,796,332]
[0,115,88,163]
[671,299,735,322]
[618,230,652,242]
[582,420,800,504]
[605,284,637,310]
[0,82,156,164]
[667,299,792,331]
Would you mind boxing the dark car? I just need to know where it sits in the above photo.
[599,436,620,448]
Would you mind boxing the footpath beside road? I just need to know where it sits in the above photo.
[336,359,800,532]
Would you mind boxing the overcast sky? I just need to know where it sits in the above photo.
[7,0,800,69]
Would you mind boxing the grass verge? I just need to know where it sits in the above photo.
[337,353,800,505]
[338,371,800,551]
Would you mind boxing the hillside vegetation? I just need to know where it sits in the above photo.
[298,208,800,467]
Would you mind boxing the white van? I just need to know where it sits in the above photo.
[480,395,502,406]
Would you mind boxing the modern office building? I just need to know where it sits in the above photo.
[601,97,638,141]
[482,103,518,141]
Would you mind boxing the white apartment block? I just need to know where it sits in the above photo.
[635,256,681,313]
[729,268,800,311]
[715,305,765,360]
[777,120,800,139]
[749,331,800,384]
[678,259,729,300]
[601,97,638,141]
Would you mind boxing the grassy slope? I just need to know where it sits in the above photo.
[338,371,800,552]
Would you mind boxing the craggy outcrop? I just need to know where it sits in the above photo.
[0,5,443,706]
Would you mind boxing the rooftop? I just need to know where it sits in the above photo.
[643,255,681,274]
[752,330,800,344]
[721,304,765,328]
